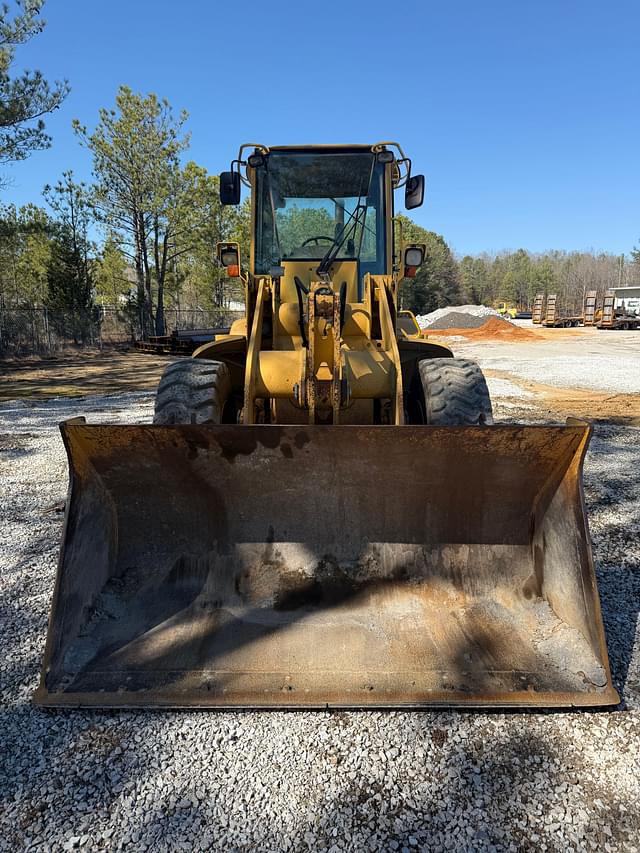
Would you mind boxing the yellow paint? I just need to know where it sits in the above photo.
[194,142,453,424]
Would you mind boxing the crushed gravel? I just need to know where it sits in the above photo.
[482,354,640,394]
[416,304,505,329]
[454,331,640,395]
[0,389,639,852]
[485,377,534,400]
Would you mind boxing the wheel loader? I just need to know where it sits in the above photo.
[36,142,619,709]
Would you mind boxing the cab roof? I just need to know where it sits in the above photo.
[267,144,379,152]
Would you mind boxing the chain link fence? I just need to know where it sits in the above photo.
[0,305,244,355]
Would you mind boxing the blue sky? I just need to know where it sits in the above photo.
[4,0,639,256]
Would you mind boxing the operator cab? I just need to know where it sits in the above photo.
[253,149,386,301]
[219,143,425,303]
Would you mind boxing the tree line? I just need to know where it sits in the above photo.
[0,152,250,348]
[0,84,251,347]
[1,1,639,350]
[4,185,635,347]
[398,217,640,317]
[0,3,250,348]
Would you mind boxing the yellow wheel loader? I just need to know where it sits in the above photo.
[494,301,518,319]
[36,143,619,709]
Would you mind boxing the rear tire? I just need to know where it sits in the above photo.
[410,357,493,425]
[153,359,232,425]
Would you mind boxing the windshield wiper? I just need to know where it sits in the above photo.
[330,197,377,242]
[316,158,375,276]
[316,202,368,276]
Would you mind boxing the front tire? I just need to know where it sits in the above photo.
[408,357,493,425]
[153,359,232,425]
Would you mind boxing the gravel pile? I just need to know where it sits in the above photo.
[416,304,506,330]
[1,391,638,851]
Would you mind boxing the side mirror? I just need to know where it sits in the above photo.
[403,244,425,278]
[405,174,425,210]
[220,170,240,205]
[216,241,241,277]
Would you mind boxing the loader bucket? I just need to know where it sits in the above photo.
[35,421,619,709]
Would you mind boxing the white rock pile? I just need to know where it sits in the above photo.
[416,304,507,330]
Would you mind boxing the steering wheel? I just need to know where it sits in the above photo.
[300,236,334,247]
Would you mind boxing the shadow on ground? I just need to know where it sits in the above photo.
[0,349,177,401]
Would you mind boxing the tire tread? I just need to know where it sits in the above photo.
[153,359,231,425]
[417,357,493,425]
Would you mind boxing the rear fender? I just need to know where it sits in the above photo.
[192,336,247,394]
[399,337,453,402]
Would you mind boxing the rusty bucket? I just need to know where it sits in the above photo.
[35,421,619,709]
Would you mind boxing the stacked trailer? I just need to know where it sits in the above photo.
[532,292,545,324]
[542,294,582,328]
[597,290,640,330]
[583,290,598,326]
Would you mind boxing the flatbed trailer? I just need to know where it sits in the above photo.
[596,291,640,330]
[597,310,640,330]
[134,327,231,355]
[598,315,640,330]
[543,317,583,328]
[542,294,582,327]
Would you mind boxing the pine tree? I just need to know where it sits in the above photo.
[396,215,460,314]
[0,1,69,172]
[73,87,189,337]
[46,225,94,344]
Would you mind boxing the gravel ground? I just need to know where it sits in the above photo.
[485,377,535,401]
[482,353,640,393]
[1,387,639,852]
[452,329,640,394]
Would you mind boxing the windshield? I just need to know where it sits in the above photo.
[254,151,386,279]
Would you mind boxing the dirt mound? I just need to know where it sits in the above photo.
[426,316,538,341]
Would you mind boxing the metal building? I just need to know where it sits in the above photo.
[613,286,640,313]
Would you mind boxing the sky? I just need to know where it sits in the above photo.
[4,0,640,257]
